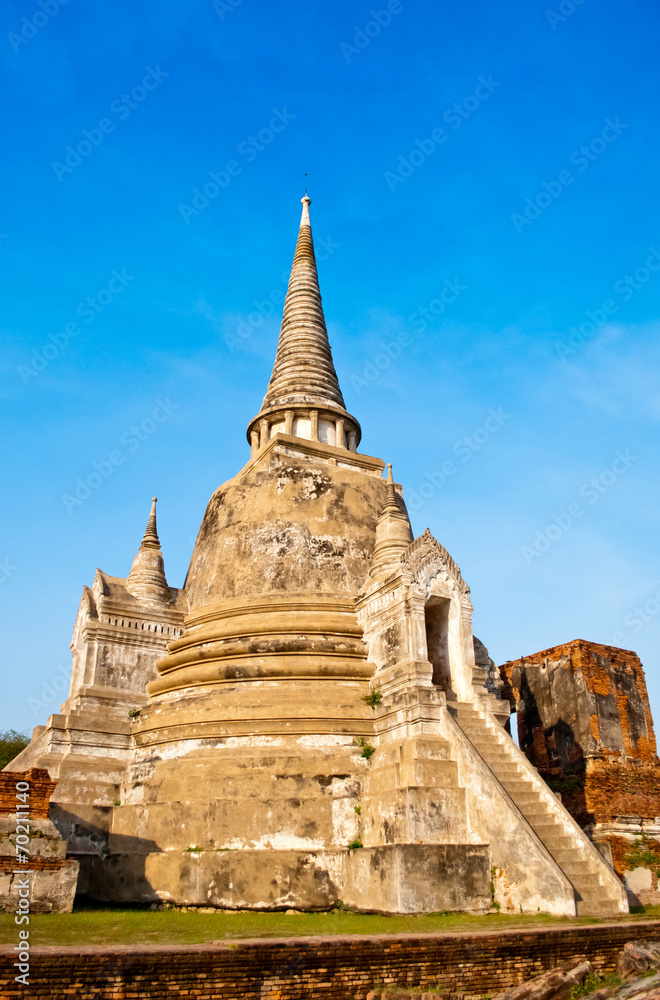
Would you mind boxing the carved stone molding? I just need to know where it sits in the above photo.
[401,528,471,598]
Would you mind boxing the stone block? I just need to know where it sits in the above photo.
[343,843,490,913]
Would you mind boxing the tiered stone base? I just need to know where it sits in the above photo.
[77,843,491,914]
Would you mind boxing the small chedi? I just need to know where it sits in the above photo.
[7,195,638,916]
[500,640,660,906]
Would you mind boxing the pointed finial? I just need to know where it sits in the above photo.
[304,172,308,196]
[383,463,399,514]
[141,497,160,549]
[301,190,311,226]
[245,191,361,452]
[368,462,413,580]
[126,496,170,603]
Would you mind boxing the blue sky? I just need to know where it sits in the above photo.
[2,0,659,734]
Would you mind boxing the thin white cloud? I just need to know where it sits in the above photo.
[557,321,660,419]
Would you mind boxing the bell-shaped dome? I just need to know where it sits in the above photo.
[184,452,388,614]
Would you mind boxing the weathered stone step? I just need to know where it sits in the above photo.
[522,810,557,824]
[555,862,594,878]
[529,824,573,843]
[534,837,576,853]
[576,899,621,916]
[498,779,536,795]
[480,765,525,781]
[513,796,544,810]
[552,847,592,861]
[475,747,521,766]
[576,893,622,909]
[576,888,618,902]
[462,731,497,744]
[489,765,524,778]
[452,703,626,918]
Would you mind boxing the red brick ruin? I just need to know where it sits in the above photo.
[500,640,660,901]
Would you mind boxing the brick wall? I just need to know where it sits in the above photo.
[0,769,57,819]
[586,757,660,823]
[1,921,659,999]
[0,856,74,873]
[499,640,660,842]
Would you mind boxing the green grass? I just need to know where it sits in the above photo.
[570,971,623,997]
[1,904,660,949]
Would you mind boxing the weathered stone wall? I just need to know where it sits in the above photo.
[1,923,659,999]
[184,442,387,611]
[63,569,186,720]
[7,568,187,856]
[499,641,660,824]
[500,641,657,775]
[0,769,78,914]
[499,640,660,902]
[0,857,79,915]
[78,843,491,915]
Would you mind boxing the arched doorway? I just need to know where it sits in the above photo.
[425,596,452,693]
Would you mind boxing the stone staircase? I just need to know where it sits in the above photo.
[449,702,628,917]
